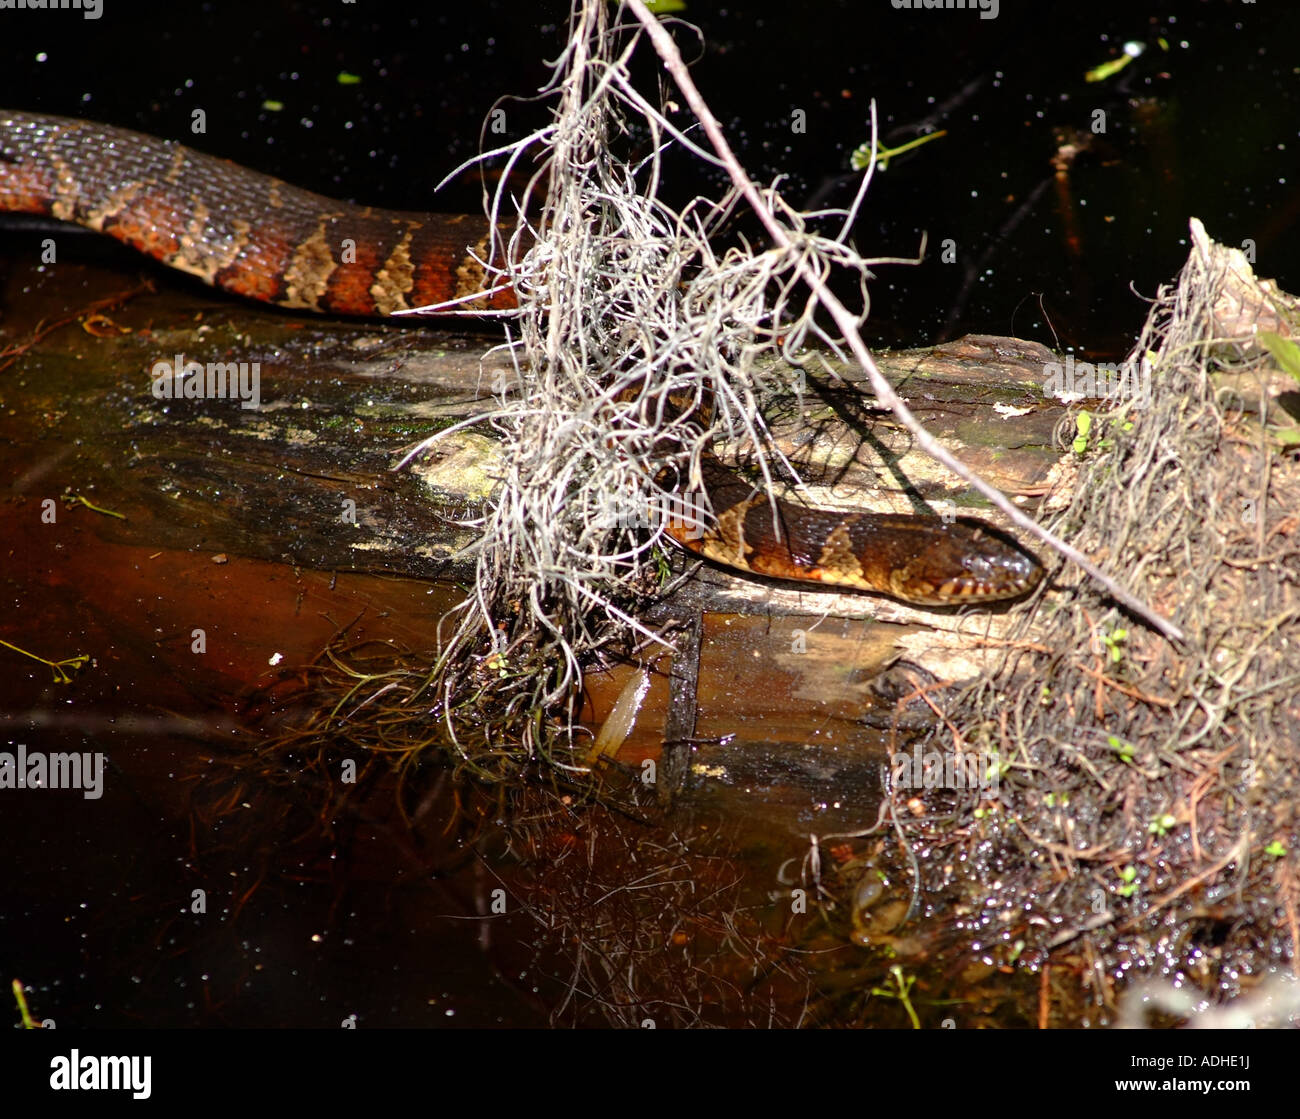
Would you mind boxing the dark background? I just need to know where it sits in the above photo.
[1,0,1296,354]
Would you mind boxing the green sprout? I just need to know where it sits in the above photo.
[1108,735,1135,764]
[1072,409,1093,454]
[1147,813,1177,837]
[870,964,921,1029]
[1264,840,1287,858]
[850,130,947,172]
[0,638,90,685]
[1085,41,1146,83]
[652,544,673,586]
[1101,626,1128,665]
[12,980,39,1029]
[1116,865,1138,898]
[61,492,126,519]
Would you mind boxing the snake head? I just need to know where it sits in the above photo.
[884,518,1044,606]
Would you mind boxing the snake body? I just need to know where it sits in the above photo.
[0,111,1042,606]
[666,455,1041,605]
[0,110,513,316]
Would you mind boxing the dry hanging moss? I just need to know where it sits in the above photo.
[378,0,907,784]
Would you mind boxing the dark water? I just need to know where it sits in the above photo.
[1,0,1292,354]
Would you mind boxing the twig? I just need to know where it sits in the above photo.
[625,0,1183,643]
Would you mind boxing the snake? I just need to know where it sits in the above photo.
[0,110,1043,606]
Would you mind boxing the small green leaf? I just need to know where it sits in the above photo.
[1116,865,1139,897]
[1101,626,1128,665]
[1072,409,1093,454]
[1085,53,1136,83]
[1260,332,1300,383]
[1147,813,1177,836]
[850,130,947,172]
